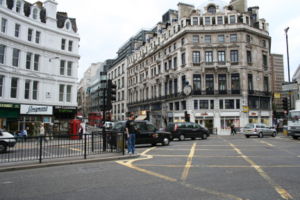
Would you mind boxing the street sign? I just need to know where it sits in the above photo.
[282,83,298,91]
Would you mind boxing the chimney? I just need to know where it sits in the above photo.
[230,0,248,12]
[43,0,58,28]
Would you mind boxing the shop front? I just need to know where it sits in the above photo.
[53,106,77,134]
[194,112,214,134]
[20,104,53,136]
[0,103,20,133]
[219,112,241,135]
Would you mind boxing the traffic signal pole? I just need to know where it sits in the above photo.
[102,84,106,151]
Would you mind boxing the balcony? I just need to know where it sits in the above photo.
[192,89,241,96]
[248,90,272,97]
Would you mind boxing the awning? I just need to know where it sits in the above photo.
[135,115,147,121]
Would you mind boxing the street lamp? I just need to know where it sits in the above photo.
[284,27,290,82]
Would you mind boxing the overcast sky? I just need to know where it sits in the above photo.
[50,0,300,81]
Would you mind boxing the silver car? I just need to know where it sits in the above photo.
[242,123,277,138]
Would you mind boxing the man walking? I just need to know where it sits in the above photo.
[126,113,137,155]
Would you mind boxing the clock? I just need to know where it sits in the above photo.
[183,85,192,96]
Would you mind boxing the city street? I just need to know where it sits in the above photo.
[0,135,300,200]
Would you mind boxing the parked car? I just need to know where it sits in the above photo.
[242,123,277,138]
[108,120,172,146]
[0,130,17,153]
[166,122,210,141]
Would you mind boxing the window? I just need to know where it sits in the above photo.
[230,34,237,42]
[205,51,213,64]
[246,34,251,43]
[26,52,32,69]
[192,35,199,43]
[247,51,252,64]
[173,57,177,69]
[193,17,199,25]
[66,22,70,30]
[15,24,20,37]
[61,39,66,50]
[181,75,186,89]
[67,61,72,76]
[218,74,227,92]
[262,40,266,48]
[210,100,214,109]
[32,81,38,100]
[16,1,21,13]
[192,51,200,64]
[263,54,268,69]
[205,35,211,43]
[236,99,240,109]
[0,75,3,97]
[217,16,223,24]
[35,31,40,43]
[207,5,216,14]
[225,99,235,109]
[181,52,186,65]
[12,48,20,67]
[10,77,18,98]
[68,41,73,51]
[230,50,239,63]
[0,45,5,64]
[206,74,214,94]
[175,102,180,110]
[219,100,223,109]
[193,74,201,90]
[66,85,72,102]
[28,29,33,41]
[248,74,253,91]
[33,9,38,19]
[200,100,209,109]
[24,80,30,99]
[229,15,236,24]
[181,38,185,46]
[169,103,173,111]
[231,74,240,93]
[194,100,198,110]
[218,35,225,43]
[60,60,65,75]
[1,18,7,33]
[218,51,225,63]
[181,101,186,110]
[205,17,211,25]
[34,54,39,71]
[264,77,269,92]
[59,85,64,101]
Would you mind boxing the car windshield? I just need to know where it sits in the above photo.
[112,122,124,130]
[288,111,300,121]
[244,124,254,129]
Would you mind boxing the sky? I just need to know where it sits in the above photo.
[45,0,300,81]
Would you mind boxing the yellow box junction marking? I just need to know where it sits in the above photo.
[181,143,196,181]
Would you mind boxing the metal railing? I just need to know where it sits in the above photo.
[0,132,125,164]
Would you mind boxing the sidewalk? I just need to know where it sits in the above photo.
[0,153,139,172]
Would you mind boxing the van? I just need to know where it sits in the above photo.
[0,130,17,153]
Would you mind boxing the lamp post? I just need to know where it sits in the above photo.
[285,27,290,82]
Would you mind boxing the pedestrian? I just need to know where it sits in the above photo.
[230,123,236,135]
[40,123,47,142]
[126,113,138,155]
[22,127,28,141]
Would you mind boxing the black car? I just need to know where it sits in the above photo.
[167,122,210,141]
[108,120,172,146]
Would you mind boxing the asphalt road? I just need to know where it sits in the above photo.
[0,135,300,200]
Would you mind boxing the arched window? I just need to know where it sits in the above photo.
[16,1,21,13]
[66,22,70,30]
[207,5,216,14]
[33,8,38,19]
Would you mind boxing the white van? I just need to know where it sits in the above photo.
[0,130,17,153]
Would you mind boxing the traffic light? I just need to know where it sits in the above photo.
[107,80,117,110]
[184,111,190,122]
[282,97,288,111]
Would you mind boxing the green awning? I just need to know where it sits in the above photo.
[0,109,19,118]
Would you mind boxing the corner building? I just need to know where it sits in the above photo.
[0,0,80,133]
[127,0,274,135]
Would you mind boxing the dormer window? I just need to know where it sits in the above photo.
[16,1,21,13]
[207,5,216,14]
[205,17,211,25]
[66,22,70,30]
[33,8,38,19]
[229,15,236,24]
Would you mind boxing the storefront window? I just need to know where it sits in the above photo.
[221,117,240,129]
[249,116,258,124]
[261,117,270,126]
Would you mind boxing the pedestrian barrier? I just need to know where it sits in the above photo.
[0,132,125,164]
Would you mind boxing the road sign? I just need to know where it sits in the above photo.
[282,83,298,91]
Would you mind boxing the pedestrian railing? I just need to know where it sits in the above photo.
[0,132,125,164]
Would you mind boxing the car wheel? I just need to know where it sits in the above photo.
[162,137,170,146]
[179,134,185,141]
[0,142,7,153]
[245,135,250,138]
[191,137,196,140]
[272,132,277,137]
[258,132,263,138]
[292,136,298,140]
[151,143,157,146]
[201,134,208,140]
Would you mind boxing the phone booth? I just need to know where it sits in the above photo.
[69,119,81,140]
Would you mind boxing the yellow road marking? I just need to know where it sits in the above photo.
[259,140,274,147]
[116,147,244,200]
[181,143,196,181]
[230,143,293,200]
[134,164,300,168]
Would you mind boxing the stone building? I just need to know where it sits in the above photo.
[126,0,277,135]
[0,0,80,133]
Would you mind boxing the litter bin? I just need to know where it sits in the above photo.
[116,132,124,152]
[283,126,288,136]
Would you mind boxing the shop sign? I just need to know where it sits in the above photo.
[250,112,257,116]
[201,112,208,116]
[0,103,20,109]
[274,93,281,99]
[242,106,249,113]
[21,105,53,115]
[54,106,77,110]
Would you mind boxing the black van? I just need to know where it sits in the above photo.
[167,122,210,141]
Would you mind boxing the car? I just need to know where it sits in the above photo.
[166,122,210,141]
[0,130,17,153]
[242,123,277,138]
[107,120,172,146]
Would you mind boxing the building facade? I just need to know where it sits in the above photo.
[0,0,80,134]
[126,0,275,135]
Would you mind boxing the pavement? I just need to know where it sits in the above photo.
[0,153,140,172]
